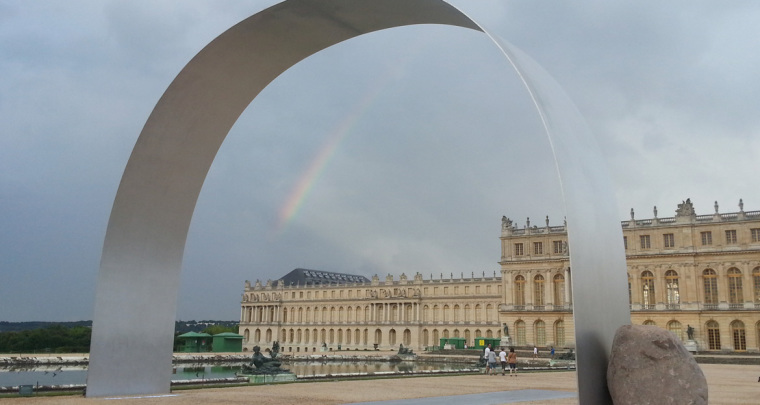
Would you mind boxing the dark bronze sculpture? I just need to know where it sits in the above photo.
[240,341,291,375]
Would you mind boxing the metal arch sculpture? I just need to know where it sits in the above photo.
[87,0,629,402]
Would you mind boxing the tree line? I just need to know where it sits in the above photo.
[0,321,239,354]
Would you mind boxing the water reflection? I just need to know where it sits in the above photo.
[0,361,474,387]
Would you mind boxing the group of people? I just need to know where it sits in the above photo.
[483,344,518,376]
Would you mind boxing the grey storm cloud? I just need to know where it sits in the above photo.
[1,0,758,322]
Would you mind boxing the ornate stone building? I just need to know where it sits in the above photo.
[240,199,760,353]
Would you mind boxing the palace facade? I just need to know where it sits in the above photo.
[239,199,760,353]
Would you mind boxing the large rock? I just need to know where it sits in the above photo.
[607,325,707,405]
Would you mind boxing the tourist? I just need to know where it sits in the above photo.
[499,347,507,375]
[487,347,498,375]
[550,346,555,359]
[533,346,538,359]
[508,347,518,376]
[483,344,491,374]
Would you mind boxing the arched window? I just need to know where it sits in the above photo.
[453,329,460,338]
[515,320,526,345]
[627,274,632,305]
[453,305,460,322]
[464,304,470,321]
[465,329,471,345]
[535,320,546,346]
[346,328,351,344]
[347,306,353,322]
[432,329,439,345]
[728,268,743,308]
[534,275,545,307]
[665,270,680,308]
[553,274,565,307]
[703,269,718,308]
[554,320,565,347]
[443,305,450,322]
[306,307,311,322]
[355,329,361,345]
[337,329,343,344]
[433,305,440,322]
[486,329,493,338]
[304,329,310,344]
[403,329,411,346]
[423,329,429,347]
[364,306,370,322]
[706,321,720,350]
[329,329,334,344]
[443,329,449,339]
[423,305,430,322]
[667,320,683,341]
[486,304,493,322]
[363,329,368,345]
[753,267,760,305]
[282,308,288,323]
[375,329,382,346]
[266,328,272,342]
[731,320,746,351]
[298,307,303,322]
[244,328,250,342]
[389,329,397,346]
[254,329,261,342]
[330,307,336,322]
[313,328,318,344]
[297,329,302,343]
[641,271,655,309]
[514,276,526,307]
[475,304,482,322]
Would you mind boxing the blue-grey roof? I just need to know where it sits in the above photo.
[277,268,370,286]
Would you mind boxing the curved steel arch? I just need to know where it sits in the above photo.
[87,0,628,402]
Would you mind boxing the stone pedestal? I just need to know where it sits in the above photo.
[246,374,297,384]
[500,336,512,348]
[684,340,698,353]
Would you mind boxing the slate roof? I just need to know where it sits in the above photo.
[276,268,370,286]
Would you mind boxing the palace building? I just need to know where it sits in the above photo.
[239,199,760,353]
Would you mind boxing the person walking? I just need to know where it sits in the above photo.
[487,347,498,375]
[533,346,538,359]
[499,347,507,376]
[483,344,492,375]
[508,347,518,376]
[550,346,555,359]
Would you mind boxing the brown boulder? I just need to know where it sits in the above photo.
[607,324,707,405]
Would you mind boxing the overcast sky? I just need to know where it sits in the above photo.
[1,1,759,322]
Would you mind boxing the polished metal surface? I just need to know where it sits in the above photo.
[88,0,628,401]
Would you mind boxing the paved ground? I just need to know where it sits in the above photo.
[2,363,758,404]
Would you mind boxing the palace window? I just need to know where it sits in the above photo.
[553,240,563,254]
[641,271,655,309]
[728,268,743,307]
[667,320,683,341]
[643,320,655,326]
[640,235,651,249]
[623,236,627,250]
[726,230,737,244]
[701,231,712,246]
[753,267,760,304]
[534,242,543,255]
[663,233,675,248]
[514,243,524,256]
[665,270,680,307]
[554,320,565,347]
[703,269,718,307]
[553,274,565,306]
[731,320,746,351]
[535,320,546,346]
[752,228,760,242]
[534,275,545,306]
[515,320,526,345]
[514,276,526,306]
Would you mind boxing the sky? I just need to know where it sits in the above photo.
[1,1,759,322]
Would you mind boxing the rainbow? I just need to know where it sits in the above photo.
[273,81,385,235]
[273,33,434,235]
